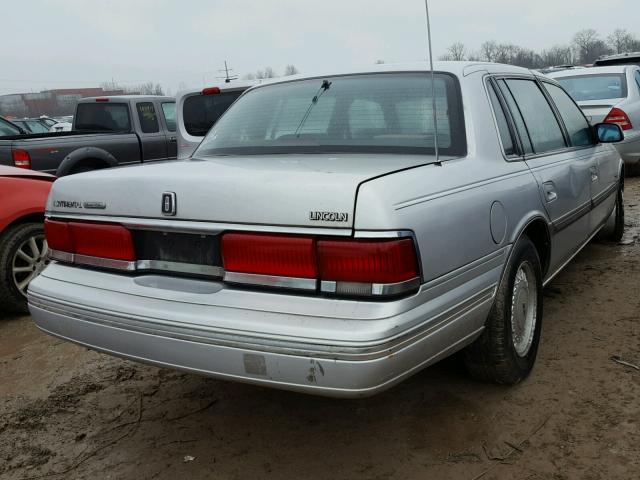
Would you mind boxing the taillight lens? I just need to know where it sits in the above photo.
[317,238,419,284]
[202,87,221,95]
[221,232,420,297]
[44,220,73,252]
[45,220,135,262]
[222,233,317,278]
[604,107,633,131]
[12,149,31,169]
[70,222,135,261]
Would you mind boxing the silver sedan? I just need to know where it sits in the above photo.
[29,62,625,397]
[549,65,640,174]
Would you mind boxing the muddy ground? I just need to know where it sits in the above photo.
[2,180,640,480]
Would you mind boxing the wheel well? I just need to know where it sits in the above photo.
[70,157,110,173]
[3,213,44,233]
[522,219,550,276]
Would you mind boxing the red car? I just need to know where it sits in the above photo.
[0,166,54,313]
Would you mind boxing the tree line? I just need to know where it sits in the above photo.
[439,28,640,68]
[243,64,299,80]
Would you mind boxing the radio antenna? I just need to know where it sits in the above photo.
[424,0,439,162]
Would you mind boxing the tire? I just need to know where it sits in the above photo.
[0,223,48,315]
[463,235,543,384]
[604,182,625,243]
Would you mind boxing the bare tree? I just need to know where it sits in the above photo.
[480,41,499,62]
[541,45,575,66]
[607,29,636,54]
[284,64,299,76]
[254,67,277,79]
[573,29,611,64]
[444,43,466,61]
[374,59,385,64]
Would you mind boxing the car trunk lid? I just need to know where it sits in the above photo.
[576,99,623,124]
[47,154,444,229]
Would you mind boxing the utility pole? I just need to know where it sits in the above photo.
[218,60,238,83]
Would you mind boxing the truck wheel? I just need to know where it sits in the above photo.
[0,223,48,315]
[463,235,543,384]
[600,182,624,242]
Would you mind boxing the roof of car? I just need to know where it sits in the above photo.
[547,65,633,78]
[78,95,175,103]
[246,61,536,89]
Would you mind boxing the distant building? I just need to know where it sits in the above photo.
[0,87,128,118]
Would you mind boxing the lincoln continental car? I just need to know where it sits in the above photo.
[28,62,625,397]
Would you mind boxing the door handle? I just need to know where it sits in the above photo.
[543,182,557,203]
[169,136,177,142]
[590,166,599,183]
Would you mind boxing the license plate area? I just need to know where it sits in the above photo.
[132,230,222,275]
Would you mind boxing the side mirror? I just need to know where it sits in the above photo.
[594,123,624,143]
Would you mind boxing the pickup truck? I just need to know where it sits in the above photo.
[0,95,177,176]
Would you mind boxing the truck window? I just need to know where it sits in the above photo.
[75,103,131,132]
[183,91,243,137]
[0,118,21,136]
[136,102,160,133]
[161,102,176,132]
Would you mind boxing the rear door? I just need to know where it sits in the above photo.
[135,101,167,161]
[496,77,595,271]
[541,80,618,233]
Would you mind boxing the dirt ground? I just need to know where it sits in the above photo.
[1,180,639,480]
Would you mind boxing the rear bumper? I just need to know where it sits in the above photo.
[28,260,500,397]
[616,132,640,165]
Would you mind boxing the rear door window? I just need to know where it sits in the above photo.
[75,103,131,132]
[543,82,593,147]
[503,79,566,154]
[487,82,516,156]
[161,102,176,132]
[183,91,243,137]
[136,102,160,133]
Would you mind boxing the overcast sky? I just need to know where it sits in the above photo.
[1,0,638,95]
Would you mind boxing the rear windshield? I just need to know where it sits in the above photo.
[75,103,132,132]
[0,118,21,136]
[183,91,243,136]
[556,74,628,101]
[195,73,465,156]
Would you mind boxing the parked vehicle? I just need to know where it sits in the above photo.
[594,52,640,67]
[39,117,58,128]
[176,83,251,158]
[0,117,24,136]
[11,118,52,134]
[0,166,54,313]
[548,65,640,173]
[29,62,624,397]
[0,96,176,176]
[49,122,72,133]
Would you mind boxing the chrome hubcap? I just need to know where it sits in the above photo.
[12,234,48,297]
[510,261,537,357]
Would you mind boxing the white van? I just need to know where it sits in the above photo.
[176,83,252,158]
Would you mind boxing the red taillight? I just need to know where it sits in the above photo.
[202,87,221,95]
[44,220,73,252]
[221,232,420,296]
[95,98,110,102]
[222,233,317,278]
[604,107,633,131]
[45,220,135,261]
[12,149,31,169]
[318,238,419,284]
[70,223,135,261]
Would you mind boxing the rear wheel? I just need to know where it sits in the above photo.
[463,235,543,384]
[600,181,624,242]
[0,223,48,315]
